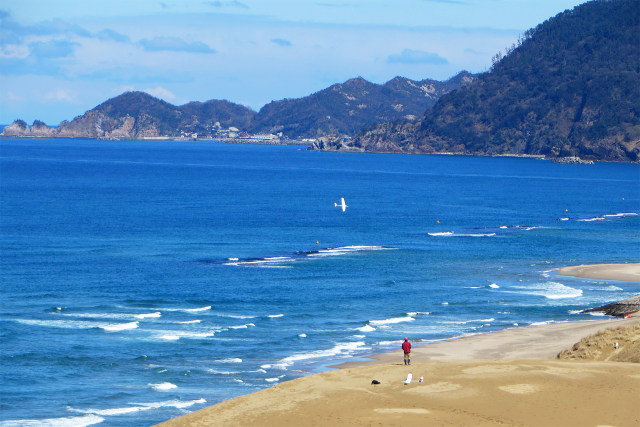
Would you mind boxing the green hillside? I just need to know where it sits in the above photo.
[344,0,639,161]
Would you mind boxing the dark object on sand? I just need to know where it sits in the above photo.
[583,295,640,317]
[371,380,381,385]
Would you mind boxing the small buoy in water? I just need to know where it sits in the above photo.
[565,209,568,212]
[622,197,625,200]
[437,220,440,224]
[316,241,319,244]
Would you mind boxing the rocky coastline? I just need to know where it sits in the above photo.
[584,295,640,317]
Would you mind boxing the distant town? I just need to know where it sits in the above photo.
[178,122,349,146]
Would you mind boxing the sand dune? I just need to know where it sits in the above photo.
[159,318,639,427]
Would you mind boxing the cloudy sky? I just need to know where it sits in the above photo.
[1,0,585,125]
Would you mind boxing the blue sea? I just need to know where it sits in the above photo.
[1,139,639,426]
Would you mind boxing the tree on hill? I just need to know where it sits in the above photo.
[349,0,639,161]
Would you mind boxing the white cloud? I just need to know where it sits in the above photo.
[7,91,25,101]
[138,36,216,53]
[44,89,75,102]
[387,49,448,65]
[144,86,176,100]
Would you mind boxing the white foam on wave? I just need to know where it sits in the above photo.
[134,398,206,409]
[489,283,500,289]
[577,216,605,222]
[14,318,103,330]
[0,414,105,427]
[175,320,201,324]
[58,311,159,321]
[69,406,147,416]
[604,212,638,218]
[513,281,583,299]
[441,317,495,325]
[225,257,296,267]
[161,306,212,313]
[101,321,139,332]
[309,246,391,257]
[208,369,239,375]
[375,340,400,347]
[68,398,206,418]
[280,341,370,366]
[216,358,243,363]
[406,311,430,316]
[134,312,161,319]
[217,313,257,319]
[357,325,376,332]
[260,363,288,370]
[529,320,566,326]
[428,231,454,236]
[183,305,211,313]
[229,323,254,329]
[369,316,414,326]
[268,314,284,318]
[150,382,177,391]
[298,333,307,338]
[154,330,217,341]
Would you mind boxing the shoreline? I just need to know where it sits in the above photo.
[158,262,640,426]
[159,317,640,427]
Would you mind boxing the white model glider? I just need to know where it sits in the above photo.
[334,197,348,212]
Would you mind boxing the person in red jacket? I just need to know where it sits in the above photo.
[402,337,411,365]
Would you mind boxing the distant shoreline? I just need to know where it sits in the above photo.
[4,136,626,163]
[0,135,313,145]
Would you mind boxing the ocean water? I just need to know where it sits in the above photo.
[1,139,639,426]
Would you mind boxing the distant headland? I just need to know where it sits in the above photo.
[3,0,639,162]
[0,72,475,145]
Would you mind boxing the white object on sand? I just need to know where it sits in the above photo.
[404,373,412,385]
[419,376,424,382]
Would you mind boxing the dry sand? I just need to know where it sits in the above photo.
[159,264,640,426]
[558,263,640,282]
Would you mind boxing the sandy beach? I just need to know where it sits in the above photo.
[159,264,640,426]
[558,263,640,282]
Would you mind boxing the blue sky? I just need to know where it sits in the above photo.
[1,0,586,125]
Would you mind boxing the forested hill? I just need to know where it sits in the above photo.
[248,72,476,138]
[2,74,474,140]
[331,0,639,161]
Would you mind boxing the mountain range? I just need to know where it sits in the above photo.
[1,73,475,140]
[317,0,639,162]
[4,0,638,162]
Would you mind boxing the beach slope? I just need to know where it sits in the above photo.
[158,263,640,426]
[158,318,639,427]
